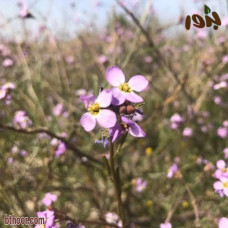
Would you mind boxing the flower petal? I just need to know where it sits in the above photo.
[125,91,143,103]
[214,181,223,190]
[217,160,226,169]
[128,75,149,92]
[111,87,125,105]
[96,109,117,128]
[96,89,112,108]
[80,112,96,131]
[128,122,146,137]
[80,95,96,109]
[106,66,125,86]
[110,124,125,142]
[219,217,228,227]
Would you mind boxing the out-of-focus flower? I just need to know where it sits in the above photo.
[214,96,222,104]
[13,111,32,129]
[35,209,57,228]
[214,177,228,197]
[53,103,63,116]
[219,217,228,228]
[0,89,6,100]
[7,157,14,164]
[2,58,14,67]
[109,116,145,142]
[217,127,227,139]
[80,89,116,131]
[106,66,149,105]
[67,221,85,228]
[42,193,58,207]
[224,148,228,159]
[213,160,228,179]
[223,121,228,127]
[144,56,152,63]
[20,150,28,157]
[105,212,122,227]
[213,81,227,90]
[183,127,193,137]
[97,55,108,64]
[66,56,75,64]
[196,29,207,40]
[134,178,147,192]
[222,55,228,64]
[167,163,178,178]
[170,113,184,129]
[145,147,153,156]
[160,222,172,228]
[55,142,66,157]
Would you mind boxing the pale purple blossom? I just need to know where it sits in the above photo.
[42,193,58,207]
[214,177,228,197]
[160,222,172,228]
[105,66,149,105]
[20,150,28,157]
[222,55,228,64]
[53,103,63,116]
[167,163,178,178]
[217,127,227,139]
[80,89,117,131]
[224,148,228,159]
[219,217,228,228]
[97,55,108,64]
[135,178,147,192]
[13,111,32,129]
[213,160,228,179]
[2,58,14,67]
[55,142,66,157]
[214,96,222,104]
[105,212,122,227]
[183,127,193,137]
[223,121,228,128]
[34,209,57,228]
[144,56,152,63]
[170,113,184,129]
[109,116,145,143]
[66,56,75,64]
[213,81,227,90]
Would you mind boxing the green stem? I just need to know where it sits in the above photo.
[109,139,126,227]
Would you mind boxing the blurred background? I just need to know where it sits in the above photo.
[1,0,228,227]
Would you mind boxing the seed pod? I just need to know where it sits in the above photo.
[126,105,135,114]
[119,105,127,114]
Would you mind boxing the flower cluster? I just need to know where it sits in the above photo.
[80,66,148,142]
[213,160,228,197]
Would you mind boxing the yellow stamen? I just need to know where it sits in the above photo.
[223,182,228,188]
[88,103,100,115]
[222,168,227,173]
[119,83,132,93]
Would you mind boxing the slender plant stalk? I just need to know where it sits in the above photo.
[109,139,126,227]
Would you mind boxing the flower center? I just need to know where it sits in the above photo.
[222,168,227,173]
[88,103,100,115]
[122,122,128,129]
[119,83,132,93]
[223,182,228,188]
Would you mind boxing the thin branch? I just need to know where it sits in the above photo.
[0,123,102,166]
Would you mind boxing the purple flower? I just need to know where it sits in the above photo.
[182,127,193,137]
[160,222,172,228]
[223,55,228,64]
[2,58,13,67]
[214,177,228,197]
[105,66,149,105]
[217,127,227,138]
[170,113,184,129]
[80,89,117,131]
[97,55,108,64]
[13,111,32,129]
[55,142,66,157]
[35,209,57,228]
[0,89,6,100]
[135,178,147,192]
[219,217,228,228]
[224,148,228,159]
[213,81,227,90]
[105,212,122,227]
[110,116,145,142]
[66,56,75,64]
[213,160,228,179]
[167,163,178,178]
[20,150,28,157]
[42,193,58,207]
[53,103,63,116]
[214,96,222,104]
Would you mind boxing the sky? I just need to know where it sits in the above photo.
[0,0,227,40]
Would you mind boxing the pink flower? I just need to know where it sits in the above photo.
[42,193,58,207]
[213,81,227,90]
[183,127,193,137]
[105,212,122,227]
[97,55,108,64]
[214,177,228,197]
[214,96,222,104]
[167,163,178,178]
[135,178,147,192]
[3,58,13,67]
[35,209,57,228]
[213,160,228,179]
[222,17,228,26]
[217,127,227,138]
[53,103,63,116]
[224,148,228,159]
[13,111,32,129]
[219,217,228,228]
[109,116,145,142]
[106,66,149,105]
[66,56,75,64]
[144,56,152,63]
[80,89,117,131]
[223,55,228,64]
[160,222,172,228]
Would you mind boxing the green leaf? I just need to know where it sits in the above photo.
[204,5,211,14]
